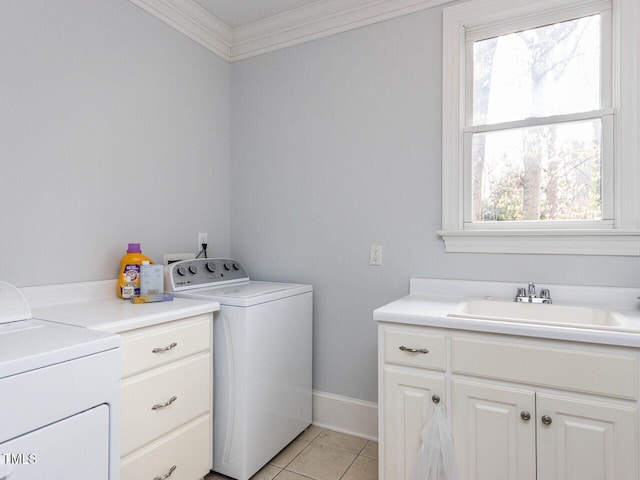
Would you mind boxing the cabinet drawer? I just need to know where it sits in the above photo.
[384,330,446,370]
[121,315,211,378]
[452,337,637,399]
[121,353,211,456]
[121,414,210,480]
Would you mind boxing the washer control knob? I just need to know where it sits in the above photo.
[233,263,240,270]
[206,262,217,272]
[188,265,198,275]
[224,263,232,271]
[176,266,187,276]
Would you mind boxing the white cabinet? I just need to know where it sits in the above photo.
[536,393,636,480]
[378,323,640,480]
[383,368,445,480]
[119,314,213,480]
[453,380,637,480]
[452,380,536,480]
[379,327,447,480]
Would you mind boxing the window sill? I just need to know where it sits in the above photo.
[437,229,640,256]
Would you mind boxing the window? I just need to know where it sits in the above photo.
[470,14,609,225]
[440,0,640,255]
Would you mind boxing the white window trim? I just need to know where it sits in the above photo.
[439,0,640,256]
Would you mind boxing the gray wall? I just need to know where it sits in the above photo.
[230,7,640,403]
[3,1,639,405]
[1,0,231,286]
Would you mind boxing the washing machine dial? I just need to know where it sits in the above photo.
[176,266,187,276]
[224,263,232,271]
[206,262,217,272]
[188,265,198,275]
[232,263,240,270]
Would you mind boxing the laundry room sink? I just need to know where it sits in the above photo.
[447,299,639,332]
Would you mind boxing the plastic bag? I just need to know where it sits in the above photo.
[412,400,456,480]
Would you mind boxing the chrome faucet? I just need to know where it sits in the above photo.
[515,282,552,304]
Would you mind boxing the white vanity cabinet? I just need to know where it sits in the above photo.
[119,313,213,480]
[378,323,640,480]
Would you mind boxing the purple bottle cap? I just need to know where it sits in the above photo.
[127,243,141,253]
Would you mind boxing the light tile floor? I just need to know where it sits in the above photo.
[205,426,378,480]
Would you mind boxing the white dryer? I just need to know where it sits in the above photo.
[165,258,312,480]
[0,281,120,480]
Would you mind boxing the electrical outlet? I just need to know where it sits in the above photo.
[198,232,208,250]
[370,245,383,266]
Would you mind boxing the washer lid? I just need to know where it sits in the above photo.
[0,319,119,379]
[0,281,31,322]
[196,281,295,298]
[176,281,312,307]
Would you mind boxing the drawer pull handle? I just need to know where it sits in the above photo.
[152,396,178,410]
[152,342,177,353]
[153,465,176,480]
[399,346,429,354]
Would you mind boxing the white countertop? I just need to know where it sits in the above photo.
[32,297,219,333]
[374,278,640,348]
[21,280,220,333]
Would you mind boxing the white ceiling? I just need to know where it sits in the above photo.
[193,0,320,28]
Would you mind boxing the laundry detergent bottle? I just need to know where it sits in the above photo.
[118,243,154,299]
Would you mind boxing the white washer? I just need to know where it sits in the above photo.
[165,258,312,480]
[0,281,120,480]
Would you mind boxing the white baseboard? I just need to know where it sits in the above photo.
[312,390,378,441]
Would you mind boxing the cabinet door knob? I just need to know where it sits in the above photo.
[520,411,531,421]
[541,415,553,425]
[432,394,441,404]
[399,346,429,354]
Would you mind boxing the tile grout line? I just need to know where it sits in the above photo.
[211,427,378,480]
[337,452,359,480]
[270,427,321,478]
[297,428,362,480]
[339,440,378,480]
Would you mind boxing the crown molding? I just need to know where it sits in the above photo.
[127,0,233,61]
[231,0,453,60]
[128,0,454,62]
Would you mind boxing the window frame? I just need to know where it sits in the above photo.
[439,0,640,255]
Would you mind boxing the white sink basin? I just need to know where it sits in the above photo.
[448,299,639,333]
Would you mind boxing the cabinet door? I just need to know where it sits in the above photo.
[383,367,445,480]
[536,394,638,480]
[452,380,536,480]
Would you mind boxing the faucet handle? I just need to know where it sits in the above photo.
[528,282,536,295]
[515,288,527,301]
[540,289,550,299]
